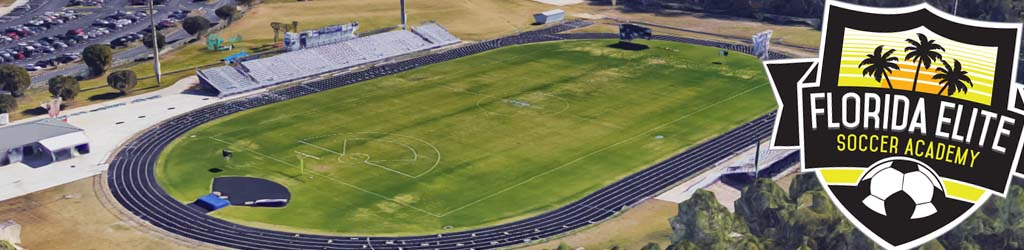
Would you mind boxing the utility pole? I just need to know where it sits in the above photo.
[149,0,162,86]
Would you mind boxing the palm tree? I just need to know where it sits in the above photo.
[905,33,946,92]
[933,59,973,96]
[858,45,901,89]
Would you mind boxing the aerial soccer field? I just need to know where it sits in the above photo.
[155,39,776,235]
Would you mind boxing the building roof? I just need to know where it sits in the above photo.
[38,131,88,150]
[539,9,565,16]
[0,118,84,150]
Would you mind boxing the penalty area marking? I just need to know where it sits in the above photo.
[298,132,442,178]
[297,138,421,178]
[206,136,443,217]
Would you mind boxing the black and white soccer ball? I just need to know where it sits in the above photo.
[859,157,945,219]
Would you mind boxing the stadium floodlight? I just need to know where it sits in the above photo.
[752,30,773,60]
[148,0,161,86]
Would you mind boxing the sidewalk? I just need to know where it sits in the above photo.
[654,140,793,203]
[0,0,28,17]
[0,76,256,202]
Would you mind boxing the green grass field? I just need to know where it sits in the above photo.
[155,39,776,235]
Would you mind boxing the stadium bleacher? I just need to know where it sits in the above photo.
[413,22,460,45]
[199,22,463,97]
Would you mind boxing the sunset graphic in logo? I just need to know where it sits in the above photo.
[838,27,998,106]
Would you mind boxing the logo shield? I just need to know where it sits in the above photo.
[765,1,1024,249]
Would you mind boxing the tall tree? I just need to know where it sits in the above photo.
[183,16,212,39]
[216,5,238,23]
[933,59,973,96]
[107,70,138,94]
[858,45,900,89]
[0,64,30,97]
[905,33,945,92]
[271,22,282,44]
[0,93,16,113]
[670,190,752,248]
[236,0,254,7]
[555,242,572,250]
[82,44,113,75]
[641,242,662,250]
[47,75,80,101]
[142,32,166,50]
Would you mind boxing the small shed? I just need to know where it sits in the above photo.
[195,194,231,211]
[534,9,565,24]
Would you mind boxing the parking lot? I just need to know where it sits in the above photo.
[0,0,227,84]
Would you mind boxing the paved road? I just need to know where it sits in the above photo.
[0,0,62,23]
[0,0,227,85]
[107,22,787,250]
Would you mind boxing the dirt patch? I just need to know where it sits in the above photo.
[0,176,214,250]
[704,181,742,213]
[522,200,676,250]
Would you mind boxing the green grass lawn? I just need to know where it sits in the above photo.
[155,39,776,235]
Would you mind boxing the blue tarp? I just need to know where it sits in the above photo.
[223,51,250,63]
[196,193,230,211]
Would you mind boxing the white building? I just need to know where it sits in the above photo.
[534,9,565,24]
[0,118,90,167]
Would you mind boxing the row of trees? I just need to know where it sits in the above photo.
[553,242,663,250]
[44,71,137,101]
[0,49,138,114]
[667,175,876,250]
[617,0,1021,24]
[0,65,138,113]
[667,174,1024,250]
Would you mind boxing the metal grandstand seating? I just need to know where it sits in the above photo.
[199,23,463,97]
[414,22,460,45]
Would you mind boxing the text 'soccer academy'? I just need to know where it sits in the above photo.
[765,1,1024,249]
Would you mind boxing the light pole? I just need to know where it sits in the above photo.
[400,0,407,30]
[149,0,162,86]
[953,0,959,16]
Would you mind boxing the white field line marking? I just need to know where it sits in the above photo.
[457,85,617,130]
[299,140,343,155]
[299,132,442,178]
[298,139,418,178]
[346,138,420,161]
[438,83,768,217]
[294,151,321,160]
[208,136,443,217]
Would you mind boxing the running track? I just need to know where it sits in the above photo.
[107,21,789,250]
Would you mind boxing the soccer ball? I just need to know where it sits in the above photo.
[859,157,945,219]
